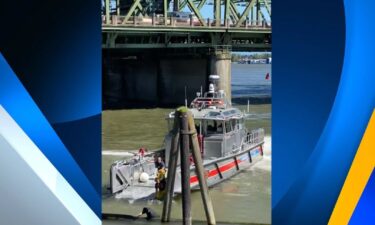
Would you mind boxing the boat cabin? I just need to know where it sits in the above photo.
[166,108,247,162]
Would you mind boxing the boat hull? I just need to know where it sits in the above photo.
[109,143,263,199]
[174,143,263,192]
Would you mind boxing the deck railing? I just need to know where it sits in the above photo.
[245,128,265,146]
[102,15,271,30]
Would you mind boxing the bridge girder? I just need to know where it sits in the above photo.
[103,0,271,26]
[102,27,271,52]
[102,0,271,52]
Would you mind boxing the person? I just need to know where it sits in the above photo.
[189,155,194,165]
[154,166,166,200]
[155,156,165,170]
[136,207,155,220]
[138,147,146,160]
[154,157,166,200]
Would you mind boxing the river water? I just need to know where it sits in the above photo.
[232,63,271,98]
[102,63,272,225]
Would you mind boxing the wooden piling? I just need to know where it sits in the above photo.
[162,107,216,225]
[162,110,180,222]
[179,107,192,225]
[187,111,216,225]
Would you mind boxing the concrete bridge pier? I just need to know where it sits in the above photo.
[209,50,232,101]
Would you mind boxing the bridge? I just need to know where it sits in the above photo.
[102,0,271,51]
[102,0,271,108]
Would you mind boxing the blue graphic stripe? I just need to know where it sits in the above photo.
[0,106,100,225]
[273,0,375,224]
[53,115,101,195]
[0,53,100,216]
[272,0,345,209]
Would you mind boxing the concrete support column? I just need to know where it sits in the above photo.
[210,50,232,101]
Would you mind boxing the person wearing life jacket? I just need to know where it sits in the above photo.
[154,157,166,200]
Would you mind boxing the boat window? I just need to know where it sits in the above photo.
[225,121,232,133]
[206,120,223,134]
[206,120,216,133]
[223,111,232,117]
[238,119,244,130]
[231,120,237,131]
[222,109,241,118]
[208,111,221,118]
[216,121,223,133]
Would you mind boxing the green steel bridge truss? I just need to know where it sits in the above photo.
[102,0,271,51]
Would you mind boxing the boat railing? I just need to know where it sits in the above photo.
[244,128,265,146]
[225,128,264,156]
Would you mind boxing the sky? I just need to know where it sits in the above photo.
[189,3,271,21]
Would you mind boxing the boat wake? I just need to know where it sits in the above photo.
[102,150,136,156]
[114,188,155,203]
[250,135,271,172]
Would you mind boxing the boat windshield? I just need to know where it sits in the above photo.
[205,120,224,135]
[205,109,242,120]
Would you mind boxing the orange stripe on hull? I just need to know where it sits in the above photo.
[189,159,245,184]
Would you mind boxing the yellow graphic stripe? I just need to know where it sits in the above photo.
[328,109,375,225]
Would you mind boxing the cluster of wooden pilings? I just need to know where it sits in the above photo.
[161,107,216,225]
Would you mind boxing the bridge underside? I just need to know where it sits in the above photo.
[102,28,271,108]
[103,28,271,52]
[102,0,271,108]
[103,50,212,108]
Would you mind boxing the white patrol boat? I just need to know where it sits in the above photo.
[108,75,264,199]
